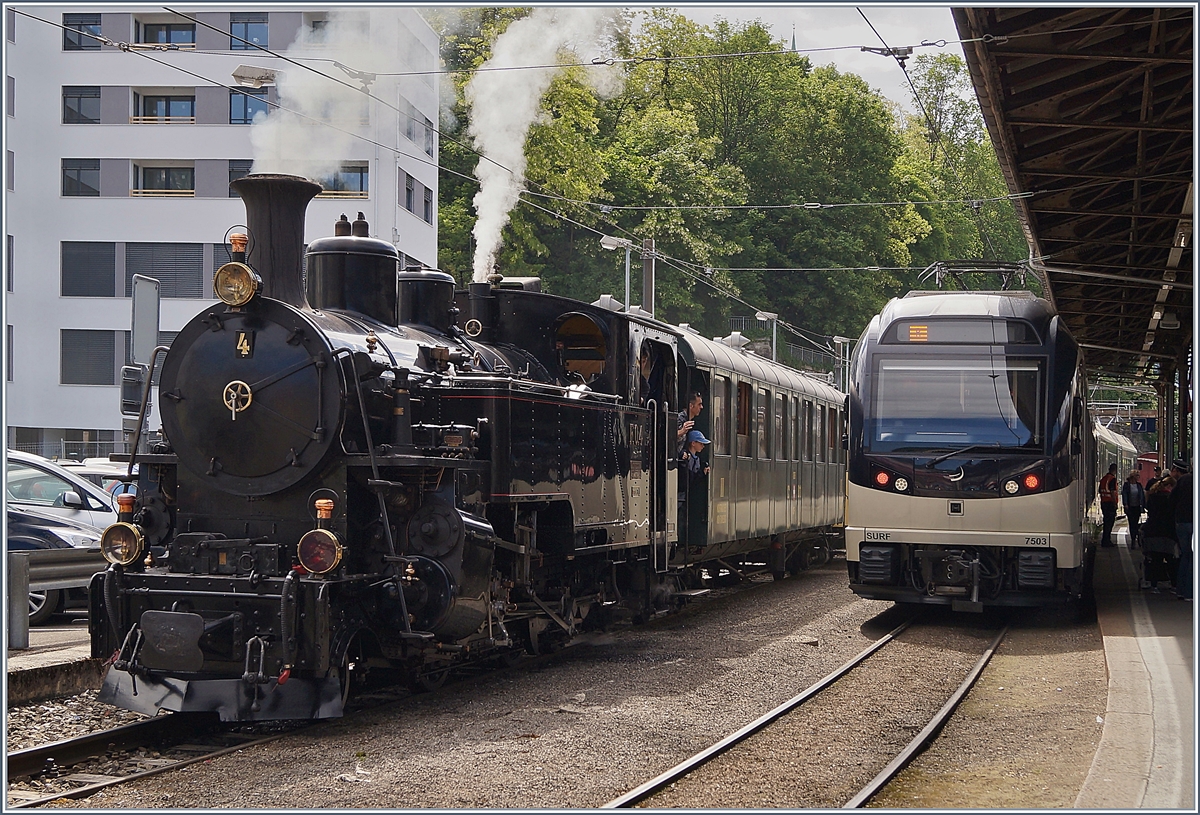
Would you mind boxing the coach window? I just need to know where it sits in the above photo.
[736,381,751,457]
[817,405,827,463]
[712,376,729,455]
[803,400,814,461]
[775,393,786,460]
[757,388,770,459]
[790,396,799,460]
[832,407,842,463]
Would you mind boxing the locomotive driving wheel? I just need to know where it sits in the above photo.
[408,663,450,692]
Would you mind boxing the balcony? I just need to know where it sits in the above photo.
[128,116,196,124]
[130,189,195,198]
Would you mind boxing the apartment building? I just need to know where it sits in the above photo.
[4,6,440,458]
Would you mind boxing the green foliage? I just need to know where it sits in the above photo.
[435,11,1030,344]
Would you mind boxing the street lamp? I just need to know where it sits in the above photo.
[600,235,634,311]
[232,65,281,88]
[755,311,779,361]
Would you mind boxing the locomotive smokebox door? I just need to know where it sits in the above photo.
[159,300,344,496]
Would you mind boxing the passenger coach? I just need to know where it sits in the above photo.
[844,291,1095,611]
[672,329,845,578]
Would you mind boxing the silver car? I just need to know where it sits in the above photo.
[6,450,117,528]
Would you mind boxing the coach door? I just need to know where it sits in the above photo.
[631,332,678,571]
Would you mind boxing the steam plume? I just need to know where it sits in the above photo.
[466,8,618,282]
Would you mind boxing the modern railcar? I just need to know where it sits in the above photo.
[89,173,845,722]
[844,290,1095,611]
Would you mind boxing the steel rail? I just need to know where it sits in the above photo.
[843,624,1009,808]
[7,712,218,779]
[601,615,918,808]
[8,727,298,809]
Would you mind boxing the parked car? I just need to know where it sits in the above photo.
[7,450,117,528]
[57,460,138,496]
[7,505,103,624]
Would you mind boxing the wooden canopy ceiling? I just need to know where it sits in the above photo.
[954,7,1193,384]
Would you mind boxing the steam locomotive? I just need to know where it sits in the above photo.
[91,174,844,722]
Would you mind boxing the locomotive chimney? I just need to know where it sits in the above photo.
[228,173,322,309]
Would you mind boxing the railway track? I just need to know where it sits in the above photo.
[603,614,1009,809]
[6,712,309,808]
[5,564,837,808]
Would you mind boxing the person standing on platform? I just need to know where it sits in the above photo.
[1141,476,1177,591]
[1099,463,1119,547]
[1170,458,1192,600]
[1122,469,1146,548]
[1147,465,1163,492]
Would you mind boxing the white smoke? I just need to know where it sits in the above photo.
[249,10,432,184]
[466,8,619,282]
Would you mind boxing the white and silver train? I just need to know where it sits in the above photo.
[843,290,1107,611]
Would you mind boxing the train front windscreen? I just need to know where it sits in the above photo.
[869,355,1045,454]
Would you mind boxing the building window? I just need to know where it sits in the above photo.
[125,243,203,298]
[139,166,194,195]
[228,160,253,196]
[230,13,267,50]
[401,97,417,142]
[404,173,415,212]
[63,14,101,50]
[62,86,101,124]
[62,159,100,196]
[140,95,195,121]
[213,243,232,270]
[6,235,13,292]
[6,150,13,191]
[6,76,13,117]
[6,7,15,42]
[320,164,368,195]
[7,324,12,382]
[61,329,116,385]
[61,242,116,297]
[230,88,268,124]
[423,187,433,224]
[423,116,435,157]
[141,23,194,46]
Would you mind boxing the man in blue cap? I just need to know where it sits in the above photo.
[679,429,710,510]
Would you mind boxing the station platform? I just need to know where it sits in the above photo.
[1077,524,1195,809]
[4,536,1194,808]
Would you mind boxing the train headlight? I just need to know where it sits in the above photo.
[1004,479,1021,495]
[894,477,909,492]
[874,471,891,487]
[213,262,261,307]
[297,529,343,575]
[100,522,145,566]
[1023,473,1041,491]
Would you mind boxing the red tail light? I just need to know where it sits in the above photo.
[1023,473,1040,490]
[874,470,891,487]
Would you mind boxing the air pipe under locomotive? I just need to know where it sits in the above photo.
[90,173,682,721]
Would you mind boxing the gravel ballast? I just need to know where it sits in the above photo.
[10,564,1108,809]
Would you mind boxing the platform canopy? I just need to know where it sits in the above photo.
[954,7,1193,384]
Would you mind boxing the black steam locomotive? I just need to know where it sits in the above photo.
[91,174,844,722]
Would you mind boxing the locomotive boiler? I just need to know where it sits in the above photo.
[91,173,845,722]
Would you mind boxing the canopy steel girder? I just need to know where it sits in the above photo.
[955,7,1193,381]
